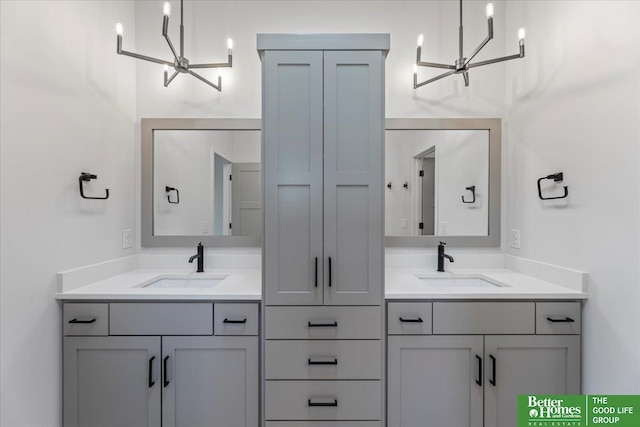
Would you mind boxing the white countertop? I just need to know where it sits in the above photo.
[56,266,586,301]
[56,269,262,301]
[386,268,587,300]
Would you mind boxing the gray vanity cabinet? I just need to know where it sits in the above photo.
[162,336,259,427]
[387,301,581,427]
[484,335,581,427]
[262,45,384,307]
[63,336,161,427]
[387,335,483,427]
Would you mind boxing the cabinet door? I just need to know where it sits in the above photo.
[263,50,324,305]
[387,335,483,427]
[484,335,581,427]
[323,50,384,306]
[63,336,161,427]
[162,336,259,427]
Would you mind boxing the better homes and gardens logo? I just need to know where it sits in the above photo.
[518,395,640,427]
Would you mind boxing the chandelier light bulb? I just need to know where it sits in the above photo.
[164,65,169,73]
[116,23,123,36]
[417,34,424,47]
[227,38,233,50]
[413,64,418,75]
[163,2,171,16]
[518,28,526,41]
[485,3,494,18]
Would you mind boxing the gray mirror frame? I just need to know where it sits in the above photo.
[384,118,501,247]
[141,118,262,247]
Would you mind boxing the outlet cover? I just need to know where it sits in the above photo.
[122,229,133,249]
[510,229,521,249]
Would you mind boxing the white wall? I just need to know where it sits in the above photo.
[504,1,640,392]
[0,1,137,426]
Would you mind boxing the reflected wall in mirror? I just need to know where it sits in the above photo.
[385,130,489,237]
[142,119,261,247]
[154,130,261,237]
[385,119,501,247]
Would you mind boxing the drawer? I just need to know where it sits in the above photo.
[214,303,259,336]
[266,423,381,427]
[265,306,381,340]
[110,303,212,335]
[265,380,381,421]
[433,302,535,335]
[265,340,381,380]
[387,302,432,335]
[536,302,581,335]
[63,303,108,336]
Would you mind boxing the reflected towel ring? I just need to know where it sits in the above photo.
[461,185,476,203]
[166,186,180,204]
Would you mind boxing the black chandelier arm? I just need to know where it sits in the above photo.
[465,18,494,66]
[162,16,179,62]
[468,46,524,69]
[414,69,456,89]
[188,70,221,91]
[164,69,179,87]
[190,56,233,69]
[416,46,455,69]
[118,49,174,67]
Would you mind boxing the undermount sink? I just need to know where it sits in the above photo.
[141,276,228,289]
[414,275,502,288]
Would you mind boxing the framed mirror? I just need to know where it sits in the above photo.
[385,118,501,247]
[142,118,261,247]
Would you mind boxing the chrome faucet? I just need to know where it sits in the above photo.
[189,242,204,273]
[437,241,454,272]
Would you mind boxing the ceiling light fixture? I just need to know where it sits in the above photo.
[116,0,232,91]
[413,0,524,88]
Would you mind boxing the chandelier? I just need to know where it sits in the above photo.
[116,0,232,91]
[413,0,525,88]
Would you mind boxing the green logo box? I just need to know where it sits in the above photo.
[518,395,640,427]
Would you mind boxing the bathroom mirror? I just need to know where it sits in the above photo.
[142,118,261,247]
[385,118,501,247]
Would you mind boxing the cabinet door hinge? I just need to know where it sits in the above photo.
[419,170,424,177]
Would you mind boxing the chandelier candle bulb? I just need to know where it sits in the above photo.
[417,34,424,47]
[485,3,494,18]
[163,2,171,16]
[518,28,526,41]
[115,23,123,36]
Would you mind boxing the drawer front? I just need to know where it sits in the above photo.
[265,306,381,340]
[110,303,213,335]
[536,302,581,335]
[214,303,259,336]
[265,381,381,421]
[63,303,108,336]
[387,302,432,335]
[266,423,381,427]
[265,340,381,380]
[433,302,535,335]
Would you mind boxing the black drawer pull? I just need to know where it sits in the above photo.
[308,321,338,328]
[399,317,423,323]
[163,356,170,387]
[546,316,575,323]
[223,318,247,324]
[328,257,332,287]
[489,354,496,386]
[148,356,156,388]
[308,399,338,407]
[308,358,338,366]
[68,318,97,324]
[475,355,482,386]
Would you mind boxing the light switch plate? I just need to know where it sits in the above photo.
[122,229,132,249]
[510,229,521,249]
[439,222,448,235]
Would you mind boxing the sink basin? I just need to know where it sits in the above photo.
[141,276,228,289]
[414,275,501,288]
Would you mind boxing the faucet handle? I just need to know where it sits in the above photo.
[439,241,446,246]
[198,242,203,247]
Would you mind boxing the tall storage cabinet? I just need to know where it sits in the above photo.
[260,34,389,426]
